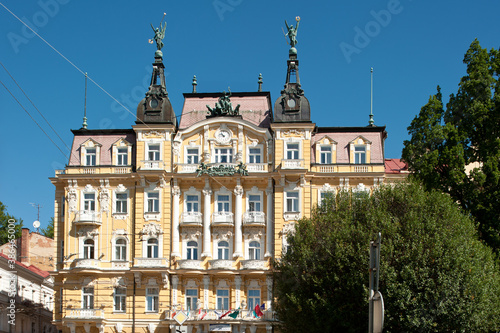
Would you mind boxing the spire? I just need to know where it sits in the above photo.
[257,73,263,92]
[82,72,88,129]
[192,75,197,93]
[368,67,375,127]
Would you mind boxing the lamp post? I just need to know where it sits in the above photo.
[369,233,384,333]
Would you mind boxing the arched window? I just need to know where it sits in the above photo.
[83,239,94,259]
[218,241,229,260]
[115,238,127,261]
[249,241,261,260]
[187,241,198,260]
[147,238,159,258]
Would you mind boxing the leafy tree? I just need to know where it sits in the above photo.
[41,217,54,239]
[273,182,500,333]
[402,39,500,251]
[0,201,23,245]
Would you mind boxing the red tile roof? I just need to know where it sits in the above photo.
[385,158,409,174]
[0,253,50,278]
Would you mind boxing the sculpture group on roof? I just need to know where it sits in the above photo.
[206,90,241,117]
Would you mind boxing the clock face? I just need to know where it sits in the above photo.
[150,99,159,108]
[287,98,296,108]
[216,129,231,143]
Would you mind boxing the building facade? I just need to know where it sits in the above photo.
[50,28,406,333]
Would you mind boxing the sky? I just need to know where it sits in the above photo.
[0,0,499,232]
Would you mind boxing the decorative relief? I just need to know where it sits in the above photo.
[66,187,78,213]
[213,229,233,242]
[172,186,181,197]
[81,277,95,287]
[99,186,110,213]
[282,129,305,139]
[234,185,244,196]
[283,212,300,222]
[84,184,94,192]
[280,222,296,236]
[243,228,263,241]
[111,277,128,288]
[172,141,181,156]
[202,188,213,196]
[180,229,201,241]
[140,222,163,239]
[116,184,127,193]
[77,227,99,238]
[134,272,142,288]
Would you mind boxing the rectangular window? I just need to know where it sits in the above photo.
[85,148,96,166]
[186,148,199,164]
[248,241,261,260]
[115,193,127,213]
[186,195,199,212]
[148,144,160,161]
[82,287,94,309]
[320,146,332,164]
[319,191,333,206]
[354,146,366,164]
[248,195,261,212]
[248,289,261,311]
[84,193,95,211]
[285,191,299,212]
[216,289,229,310]
[215,148,233,163]
[186,289,198,312]
[114,287,126,312]
[146,288,159,312]
[115,239,127,261]
[249,148,261,163]
[147,192,159,213]
[117,147,128,166]
[187,241,198,260]
[286,143,299,160]
[217,195,230,212]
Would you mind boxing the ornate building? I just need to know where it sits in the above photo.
[50,20,406,333]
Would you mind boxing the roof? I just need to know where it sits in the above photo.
[0,253,50,278]
[384,158,409,174]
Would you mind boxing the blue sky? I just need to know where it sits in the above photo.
[0,0,499,231]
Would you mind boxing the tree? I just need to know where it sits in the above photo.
[402,39,500,251]
[273,182,500,333]
[41,217,54,239]
[0,201,23,245]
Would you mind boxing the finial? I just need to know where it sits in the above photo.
[82,72,88,129]
[192,75,197,93]
[283,16,300,55]
[258,73,263,92]
[150,13,167,58]
[369,67,375,127]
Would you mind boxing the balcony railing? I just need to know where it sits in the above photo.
[111,261,130,270]
[209,260,235,270]
[212,212,234,226]
[318,165,337,173]
[141,160,164,170]
[240,259,267,270]
[180,212,203,226]
[177,163,198,173]
[243,211,266,226]
[72,258,100,269]
[163,309,275,321]
[134,257,166,267]
[354,165,369,172]
[73,210,101,225]
[177,260,203,270]
[282,159,304,169]
[65,308,104,319]
[247,163,267,172]
[113,166,131,174]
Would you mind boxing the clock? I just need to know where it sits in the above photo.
[150,98,159,108]
[287,98,296,108]
[216,129,231,144]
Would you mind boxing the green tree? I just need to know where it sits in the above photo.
[0,201,23,245]
[41,217,54,239]
[402,39,500,251]
[273,182,500,333]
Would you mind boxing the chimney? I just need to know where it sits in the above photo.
[20,228,30,265]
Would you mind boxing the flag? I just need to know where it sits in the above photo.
[197,309,203,320]
[171,311,176,318]
[261,303,266,311]
[220,310,232,319]
[214,310,222,319]
[200,311,207,320]
[254,304,264,317]
[228,308,240,319]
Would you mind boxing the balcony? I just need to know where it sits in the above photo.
[73,210,101,226]
[111,261,130,270]
[177,260,203,270]
[212,212,234,226]
[141,160,164,170]
[134,257,166,267]
[247,163,267,173]
[240,260,267,270]
[177,163,198,173]
[282,159,304,169]
[113,166,131,174]
[163,309,275,321]
[72,258,100,269]
[209,260,235,270]
[65,308,104,319]
[243,211,266,226]
[180,212,203,226]
[317,165,337,173]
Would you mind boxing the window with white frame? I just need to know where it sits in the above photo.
[185,289,198,311]
[187,241,198,260]
[285,191,299,212]
[217,194,230,212]
[186,195,199,213]
[84,193,95,211]
[248,241,261,260]
[286,143,299,160]
[147,144,160,161]
[115,238,127,261]
[214,148,233,163]
[354,145,366,164]
[186,148,199,164]
[320,145,332,164]
[115,193,127,213]
[146,287,159,312]
[83,239,95,259]
[248,147,262,163]
[247,289,261,311]
[216,289,229,310]
[82,287,94,309]
[114,287,126,312]
[319,191,334,206]
[116,147,128,166]
[85,148,96,166]
[146,192,159,213]
[146,238,159,258]
[217,241,229,260]
[248,194,262,212]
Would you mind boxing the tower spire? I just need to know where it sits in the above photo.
[257,73,263,92]
[82,72,88,129]
[368,67,375,127]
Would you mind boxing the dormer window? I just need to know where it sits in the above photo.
[354,146,366,164]
[320,146,332,164]
[117,148,128,166]
[85,148,96,166]
[286,143,299,160]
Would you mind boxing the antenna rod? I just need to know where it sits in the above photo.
[83,72,88,129]
[369,67,374,126]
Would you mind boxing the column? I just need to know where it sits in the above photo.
[172,185,181,258]
[234,275,242,308]
[265,181,273,258]
[233,184,243,258]
[202,181,212,258]
[266,276,273,311]
[172,275,179,306]
[203,275,210,309]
